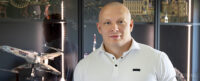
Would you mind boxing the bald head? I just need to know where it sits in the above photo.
[96,2,134,56]
[98,2,131,22]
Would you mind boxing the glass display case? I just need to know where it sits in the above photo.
[160,0,188,23]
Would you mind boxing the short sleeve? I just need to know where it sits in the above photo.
[73,59,86,81]
[156,52,177,81]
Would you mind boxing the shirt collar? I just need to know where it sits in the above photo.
[98,38,140,55]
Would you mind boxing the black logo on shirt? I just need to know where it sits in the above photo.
[133,68,140,72]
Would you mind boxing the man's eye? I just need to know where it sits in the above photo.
[104,22,111,24]
[119,21,124,24]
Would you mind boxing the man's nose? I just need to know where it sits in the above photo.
[111,23,119,32]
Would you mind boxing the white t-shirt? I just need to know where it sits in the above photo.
[74,40,177,81]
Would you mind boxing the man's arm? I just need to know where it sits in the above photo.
[73,60,85,81]
[156,52,177,81]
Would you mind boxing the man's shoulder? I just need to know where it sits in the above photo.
[135,43,170,66]
[137,43,165,58]
[138,43,160,52]
[77,49,100,65]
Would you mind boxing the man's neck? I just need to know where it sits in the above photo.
[103,38,132,59]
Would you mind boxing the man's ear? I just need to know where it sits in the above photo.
[130,19,134,32]
[96,22,102,34]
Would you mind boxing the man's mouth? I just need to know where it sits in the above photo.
[110,35,120,39]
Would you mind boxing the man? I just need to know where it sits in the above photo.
[74,2,177,81]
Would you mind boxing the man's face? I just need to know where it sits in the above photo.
[97,5,133,45]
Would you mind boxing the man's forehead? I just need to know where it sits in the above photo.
[101,15,127,21]
[100,3,128,14]
[99,2,131,21]
[101,2,125,10]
